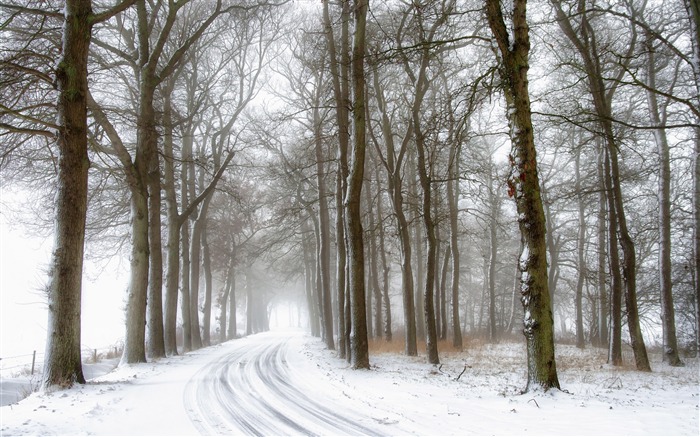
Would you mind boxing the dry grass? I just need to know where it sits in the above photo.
[367,333,504,357]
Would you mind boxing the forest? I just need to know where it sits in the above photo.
[1,0,698,394]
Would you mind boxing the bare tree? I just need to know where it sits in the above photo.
[485,0,561,391]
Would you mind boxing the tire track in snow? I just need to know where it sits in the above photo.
[184,331,383,436]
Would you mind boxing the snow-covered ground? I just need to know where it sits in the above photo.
[0,329,698,435]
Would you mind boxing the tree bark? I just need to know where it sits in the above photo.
[486,0,560,391]
[414,114,440,365]
[42,0,93,388]
[347,0,370,369]
[42,0,136,388]
[122,1,154,361]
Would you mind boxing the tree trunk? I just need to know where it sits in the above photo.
[189,195,209,350]
[302,217,320,337]
[414,109,440,365]
[575,147,586,349]
[488,216,498,343]
[596,147,609,349]
[487,160,500,342]
[645,32,683,366]
[42,0,92,388]
[410,164,427,341]
[371,64,416,355]
[486,0,560,391]
[439,243,450,341]
[604,145,624,366]
[219,254,234,342]
[227,261,237,339]
[323,0,351,358]
[246,267,254,335]
[377,177,393,342]
[122,61,154,364]
[685,0,700,360]
[162,80,180,356]
[313,94,335,351]
[147,141,165,358]
[447,143,463,349]
[179,135,194,352]
[348,0,370,369]
[201,216,213,347]
[366,178,383,338]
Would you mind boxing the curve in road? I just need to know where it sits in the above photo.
[184,331,391,436]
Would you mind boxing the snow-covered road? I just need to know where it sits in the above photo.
[2,328,698,435]
[184,331,392,435]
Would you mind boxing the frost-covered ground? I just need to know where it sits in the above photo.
[0,329,698,436]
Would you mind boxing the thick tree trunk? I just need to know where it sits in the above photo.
[347,0,370,369]
[695,130,700,358]
[122,176,149,364]
[42,0,92,388]
[122,77,154,364]
[486,0,560,391]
